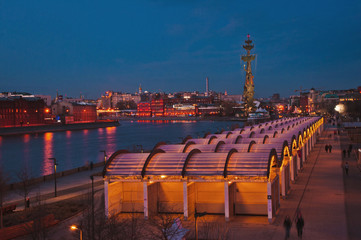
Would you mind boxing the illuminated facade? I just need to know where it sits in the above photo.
[0,96,45,127]
[103,117,323,222]
[241,34,256,112]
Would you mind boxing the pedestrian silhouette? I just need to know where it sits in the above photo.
[26,197,30,208]
[329,145,332,153]
[345,162,349,176]
[283,215,292,239]
[343,149,346,158]
[325,145,328,153]
[296,211,304,238]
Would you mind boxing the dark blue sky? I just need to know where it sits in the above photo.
[1,0,360,99]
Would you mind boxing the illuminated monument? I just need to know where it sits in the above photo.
[241,34,256,113]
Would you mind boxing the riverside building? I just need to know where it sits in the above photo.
[103,116,323,222]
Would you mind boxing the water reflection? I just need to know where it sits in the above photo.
[1,121,240,182]
[105,127,117,155]
[43,132,54,175]
[23,134,30,171]
[66,130,72,138]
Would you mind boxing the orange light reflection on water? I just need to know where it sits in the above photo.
[105,127,117,155]
[66,131,71,138]
[43,132,54,175]
[137,120,196,124]
[23,134,30,143]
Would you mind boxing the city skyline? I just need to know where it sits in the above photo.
[1,0,360,99]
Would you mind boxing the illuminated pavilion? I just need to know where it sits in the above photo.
[103,117,324,223]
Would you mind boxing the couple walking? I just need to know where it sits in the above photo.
[284,211,304,239]
[325,144,332,153]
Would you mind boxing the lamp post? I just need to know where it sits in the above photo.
[70,225,82,240]
[136,144,143,153]
[100,150,107,165]
[48,158,58,197]
[90,175,95,240]
[194,211,207,240]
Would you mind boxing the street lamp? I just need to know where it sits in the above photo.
[48,158,58,197]
[100,150,107,165]
[136,144,143,153]
[194,211,207,240]
[90,175,95,240]
[70,225,82,240]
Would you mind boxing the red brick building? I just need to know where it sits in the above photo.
[0,96,45,127]
[137,102,151,117]
[72,103,97,122]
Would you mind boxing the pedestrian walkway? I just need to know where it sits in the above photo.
[225,124,353,239]
[4,166,104,210]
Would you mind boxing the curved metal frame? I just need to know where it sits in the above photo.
[260,128,265,134]
[268,126,273,130]
[102,149,130,177]
[249,131,256,138]
[263,135,270,144]
[235,135,243,143]
[273,131,278,138]
[281,128,285,134]
[203,132,211,138]
[223,148,238,178]
[141,149,165,178]
[182,149,201,178]
[266,148,278,179]
[152,141,167,151]
[182,141,196,153]
[226,132,233,138]
[248,140,256,152]
[215,141,226,152]
[208,136,217,144]
[182,135,192,144]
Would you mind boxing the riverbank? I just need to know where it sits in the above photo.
[115,115,247,122]
[0,120,120,136]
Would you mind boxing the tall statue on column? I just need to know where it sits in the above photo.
[241,34,256,113]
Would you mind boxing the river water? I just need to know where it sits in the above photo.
[0,120,242,182]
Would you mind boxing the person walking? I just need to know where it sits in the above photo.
[296,212,304,239]
[329,145,332,153]
[325,145,329,153]
[283,215,292,239]
[343,149,346,158]
[345,162,349,176]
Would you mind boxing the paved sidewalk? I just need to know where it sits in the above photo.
[4,166,104,210]
[226,124,352,239]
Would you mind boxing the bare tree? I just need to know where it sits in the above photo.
[0,167,9,229]
[148,213,188,240]
[22,193,49,240]
[197,220,230,240]
[17,166,32,209]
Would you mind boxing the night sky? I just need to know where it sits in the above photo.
[1,0,360,99]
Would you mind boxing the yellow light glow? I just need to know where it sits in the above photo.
[334,104,345,113]
[70,225,78,230]
[160,175,167,179]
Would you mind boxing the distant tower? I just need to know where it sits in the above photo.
[205,77,209,96]
[241,34,256,112]
[139,84,142,94]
